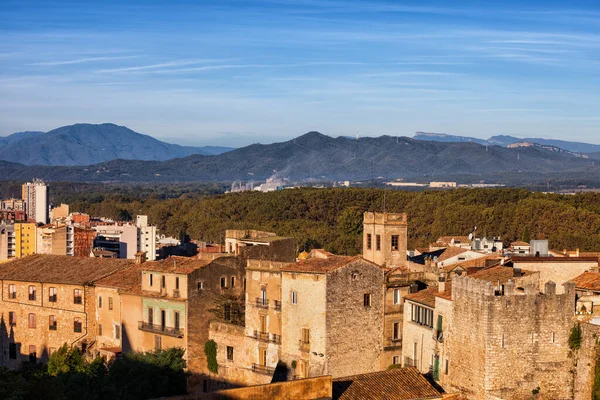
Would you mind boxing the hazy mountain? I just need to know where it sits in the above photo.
[2,131,598,183]
[0,123,234,165]
[414,132,600,154]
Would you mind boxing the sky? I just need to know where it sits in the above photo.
[1,0,599,147]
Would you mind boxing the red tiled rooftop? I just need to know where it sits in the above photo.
[281,255,367,274]
[405,287,438,308]
[572,272,600,291]
[469,265,534,284]
[95,264,145,291]
[437,247,470,263]
[141,256,212,274]
[332,367,443,400]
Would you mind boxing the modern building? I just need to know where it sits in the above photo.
[21,180,48,224]
[93,215,157,260]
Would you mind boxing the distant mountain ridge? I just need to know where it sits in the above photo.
[1,131,598,183]
[0,123,234,166]
[414,132,600,154]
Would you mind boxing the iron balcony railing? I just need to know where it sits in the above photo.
[138,321,184,338]
[255,298,269,308]
[253,331,270,342]
[252,363,275,376]
[271,334,282,344]
[273,300,282,311]
[299,340,310,352]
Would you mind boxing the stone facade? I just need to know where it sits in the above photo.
[512,256,598,294]
[445,276,576,399]
[362,212,408,268]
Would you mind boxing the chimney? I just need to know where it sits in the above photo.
[135,251,146,264]
[513,267,522,278]
[438,275,446,293]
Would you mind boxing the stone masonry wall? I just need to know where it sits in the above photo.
[447,276,575,400]
[573,322,600,400]
[325,259,384,378]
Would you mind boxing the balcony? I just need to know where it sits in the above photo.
[299,340,310,353]
[255,298,269,309]
[138,321,184,338]
[433,330,443,342]
[173,289,180,298]
[273,300,282,311]
[253,331,270,342]
[404,357,419,368]
[271,334,282,344]
[252,363,275,376]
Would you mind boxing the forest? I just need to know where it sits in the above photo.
[42,186,600,255]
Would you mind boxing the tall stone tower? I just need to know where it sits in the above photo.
[362,212,408,268]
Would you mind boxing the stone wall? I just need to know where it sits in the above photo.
[0,279,97,368]
[381,285,410,369]
[325,259,384,378]
[239,238,296,263]
[446,276,576,400]
[362,212,408,268]
[513,259,597,294]
[573,321,600,400]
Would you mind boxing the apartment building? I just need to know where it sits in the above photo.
[0,255,131,368]
[93,215,157,260]
[22,180,48,224]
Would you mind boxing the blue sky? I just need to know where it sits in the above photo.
[1,0,599,146]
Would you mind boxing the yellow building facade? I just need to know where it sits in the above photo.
[15,223,37,258]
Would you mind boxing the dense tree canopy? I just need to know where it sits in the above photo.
[63,187,600,254]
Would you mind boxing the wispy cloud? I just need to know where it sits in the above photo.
[30,55,139,66]
[95,59,230,73]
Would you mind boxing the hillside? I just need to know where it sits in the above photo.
[0,123,234,165]
[414,132,600,153]
[1,131,598,182]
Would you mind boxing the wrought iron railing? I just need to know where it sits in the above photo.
[252,363,275,375]
[138,321,184,338]
[255,298,269,308]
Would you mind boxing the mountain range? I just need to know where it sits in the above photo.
[1,131,598,183]
[414,132,600,154]
[0,123,234,166]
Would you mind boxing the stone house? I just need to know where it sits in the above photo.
[0,254,131,367]
[362,212,408,268]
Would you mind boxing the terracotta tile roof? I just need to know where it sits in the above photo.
[469,265,534,284]
[141,256,212,274]
[513,256,599,263]
[510,241,530,247]
[436,236,470,245]
[332,367,443,400]
[572,272,600,291]
[95,264,144,291]
[405,287,438,308]
[281,255,367,274]
[0,254,132,285]
[437,247,470,263]
[442,255,502,272]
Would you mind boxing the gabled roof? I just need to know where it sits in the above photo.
[332,367,443,400]
[437,247,470,263]
[281,255,374,274]
[510,241,530,247]
[95,264,145,291]
[404,287,438,308]
[441,255,503,272]
[469,265,534,284]
[572,272,600,291]
[0,254,132,285]
[141,256,212,274]
[437,236,470,245]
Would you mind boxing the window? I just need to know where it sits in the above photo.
[28,285,36,301]
[8,311,16,326]
[8,284,16,299]
[161,275,166,289]
[220,277,227,289]
[392,355,400,365]
[227,346,234,361]
[175,277,179,290]
[393,322,400,340]
[155,335,162,351]
[291,291,297,305]
[363,293,371,307]
[366,233,372,250]
[410,304,433,328]
[98,296,103,308]
[197,281,204,290]
[28,313,36,329]
[301,328,310,344]
[260,288,267,305]
[29,345,36,363]
[148,307,154,325]
[174,311,180,330]
[376,235,381,251]
[149,274,153,286]
[9,343,17,360]
[74,318,82,333]
[114,324,121,340]
[98,324,103,336]
[231,276,235,287]
[108,297,113,311]
[259,349,267,366]
[73,289,82,305]
[224,304,231,321]
[391,235,399,251]
[393,288,401,305]
[260,315,267,333]
[49,315,57,331]
[445,359,449,375]
[49,287,57,302]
